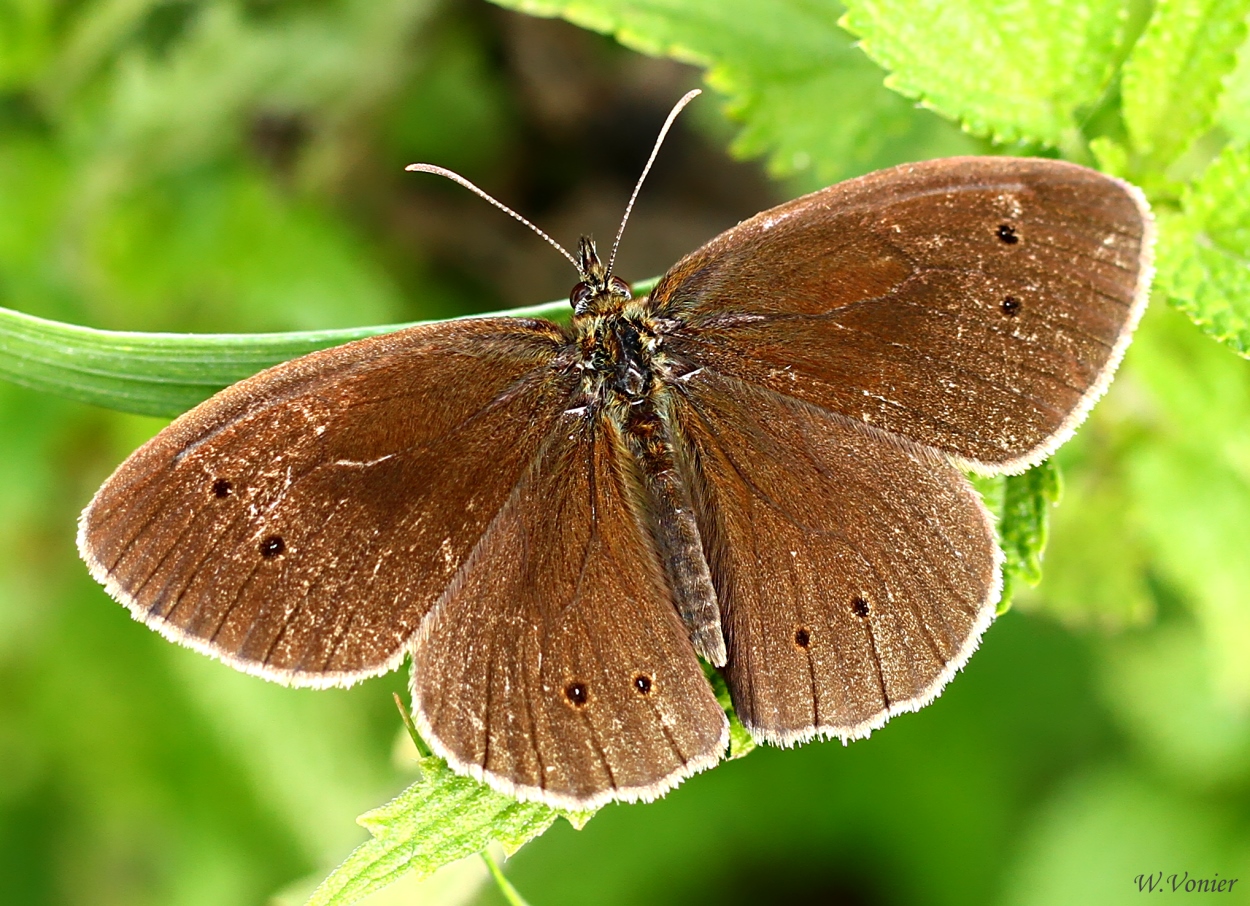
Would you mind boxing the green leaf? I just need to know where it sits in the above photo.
[998,462,1063,606]
[305,755,563,906]
[0,297,580,417]
[1088,135,1130,177]
[972,461,1062,614]
[841,0,1127,149]
[704,665,757,761]
[1018,300,1250,641]
[1218,18,1250,142]
[487,0,978,184]
[1121,0,1250,173]
[1155,142,1250,356]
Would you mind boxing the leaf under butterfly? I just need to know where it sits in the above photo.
[304,754,565,906]
[972,462,1063,615]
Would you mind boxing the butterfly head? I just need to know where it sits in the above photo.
[570,236,632,317]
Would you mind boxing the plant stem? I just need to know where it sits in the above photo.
[391,693,432,757]
[481,850,532,906]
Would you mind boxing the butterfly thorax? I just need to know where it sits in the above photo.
[573,311,662,402]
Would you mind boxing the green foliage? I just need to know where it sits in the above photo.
[489,0,981,184]
[704,664,757,760]
[1155,142,1250,355]
[1120,0,1249,178]
[2,0,1250,904]
[1022,298,1250,703]
[972,461,1062,615]
[841,0,1128,151]
[1220,22,1250,140]
[1118,304,1250,700]
[307,756,562,906]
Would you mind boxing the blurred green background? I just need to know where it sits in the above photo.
[2,1,1249,904]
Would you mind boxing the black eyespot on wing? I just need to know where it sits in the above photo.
[1001,296,1021,316]
[259,535,285,558]
[564,682,588,706]
[794,627,811,649]
[851,595,871,618]
[996,223,1019,244]
[633,674,653,695]
[211,478,233,498]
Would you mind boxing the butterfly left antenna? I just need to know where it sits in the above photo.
[404,163,580,273]
[605,88,702,279]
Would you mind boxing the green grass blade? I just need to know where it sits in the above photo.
[0,290,653,418]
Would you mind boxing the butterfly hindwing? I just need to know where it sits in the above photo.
[410,411,728,809]
[672,373,1000,744]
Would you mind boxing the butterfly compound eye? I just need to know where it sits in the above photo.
[608,276,632,299]
[570,282,594,311]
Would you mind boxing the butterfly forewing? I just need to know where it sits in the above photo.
[78,318,571,685]
[411,412,728,809]
[672,373,999,744]
[652,157,1153,472]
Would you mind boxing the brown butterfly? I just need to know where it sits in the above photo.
[78,91,1154,810]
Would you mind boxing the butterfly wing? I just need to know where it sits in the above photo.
[410,410,728,809]
[652,156,1153,472]
[78,318,574,686]
[672,373,999,744]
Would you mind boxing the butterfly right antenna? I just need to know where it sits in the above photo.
[605,88,702,279]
